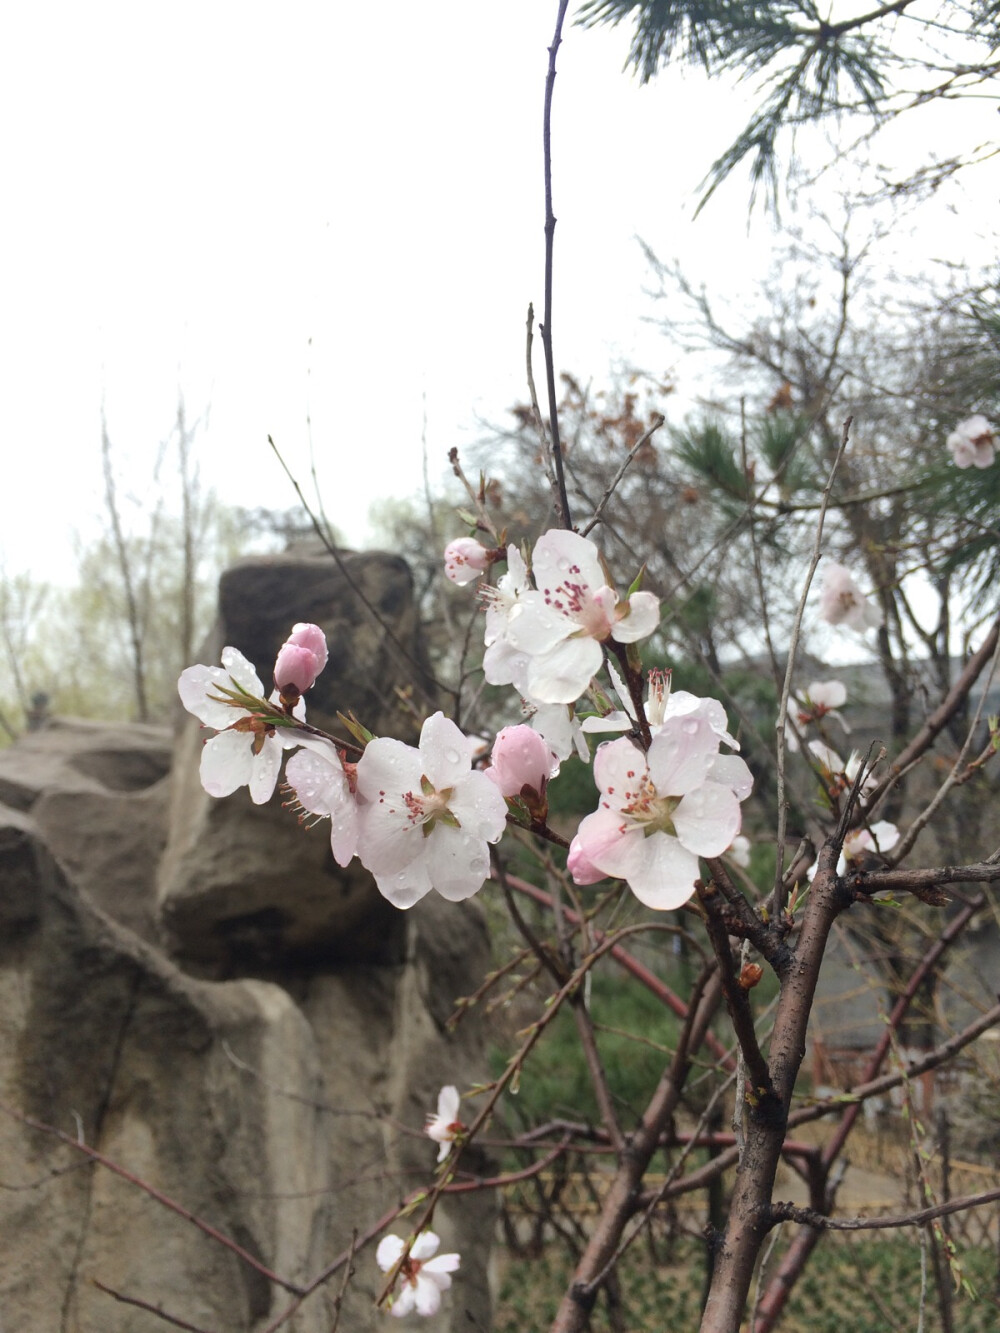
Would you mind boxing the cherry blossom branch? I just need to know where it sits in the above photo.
[696,883,772,1097]
[375,919,675,1314]
[448,446,503,543]
[525,303,558,501]
[868,611,1000,806]
[267,433,447,705]
[549,964,723,1331]
[497,869,734,1067]
[850,859,1000,896]
[772,415,852,914]
[581,1061,739,1298]
[703,859,792,972]
[540,0,573,529]
[787,999,1000,1134]
[570,991,626,1154]
[771,1188,1000,1232]
[699,852,852,1332]
[1,1103,303,1296]
[887,618,1000,863]
[92,1281,214,1333]
[579,413,665,536]
[754,917,993,1330]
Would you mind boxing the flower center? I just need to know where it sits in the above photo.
[400,1257,423,1286]
[618,772,682,837]
[401,778,462,837]
[542,576,612,639]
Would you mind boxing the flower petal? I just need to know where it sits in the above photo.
[531,529,604,595]
[200,730,254,798]
[413,1275,443,1316]
[526,635,604,704]
[673,782,741,857]
[220,646,265,697]
[373,856,434,910]
[376,1235,405,1271]
[627,833,701,910]
[446,773,508,843]
[707,754,754,801]
[423,824,492,902]
[178,664,243,728]
[611,589,660,643]
[420,712,477,791]
[410,1231,441,1261]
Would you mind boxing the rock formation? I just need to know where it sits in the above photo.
[0,550,494,1331]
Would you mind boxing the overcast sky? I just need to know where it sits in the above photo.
[2,2,995,583]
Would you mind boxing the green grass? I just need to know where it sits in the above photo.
[493,1234,1000,1331]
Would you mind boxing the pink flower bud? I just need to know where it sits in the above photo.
[444,538,490,586]
[274,642,322,694]
[286,623,328,674]
[485,724,557,799]
[567,834,605,885]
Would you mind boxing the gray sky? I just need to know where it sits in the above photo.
[3,2,995,582]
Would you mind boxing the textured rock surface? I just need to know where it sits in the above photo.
[0,551,494,1331]
[158,549,431,974]
[0,717,171,944]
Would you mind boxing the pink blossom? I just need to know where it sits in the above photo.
[444,537,491,586]
[946,415,996,469]
[486,530,660,705]
[818,563,883,632]
[284,735,360,868]
[355,712,507,909]
[525,701,590,762]
[567,833,606,885]
[425,1085,464,1162]
[570,714,749,910]
[178,647,304,804]
[274,623,328,695]
[843,820,899,862]
[485,725,559,799]
[376,1230,460,1318]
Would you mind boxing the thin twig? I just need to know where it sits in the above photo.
[2,1103,303,1296]
[771,1187,1000,1231]
[540,0,573,529]
[92,1280,216,1333]
[580,414,665,536]
[772,415,853,913]
[267,434,446,707]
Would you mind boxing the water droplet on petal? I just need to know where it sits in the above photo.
[445,748,460,765]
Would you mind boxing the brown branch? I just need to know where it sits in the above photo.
[753,893,989,1330]
[850,861,1000,895]
[580,414,666,536]
[772,1188,1000,1232]
[92,1280,216,1333]
[540,0,573,529]
[697,883,772,1098]
[496,869,735,1068]
[267,434,447,707]
[550,965,723,1331]
[869,613,1000,800]
[2,1103,303,1296]
[571,994,625,1155]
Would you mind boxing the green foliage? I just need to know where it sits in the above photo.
[672,421,750,506]
[579,0,999,208]
[491,961,685,1129]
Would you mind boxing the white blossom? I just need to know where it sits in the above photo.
[376,1230,460,1318]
